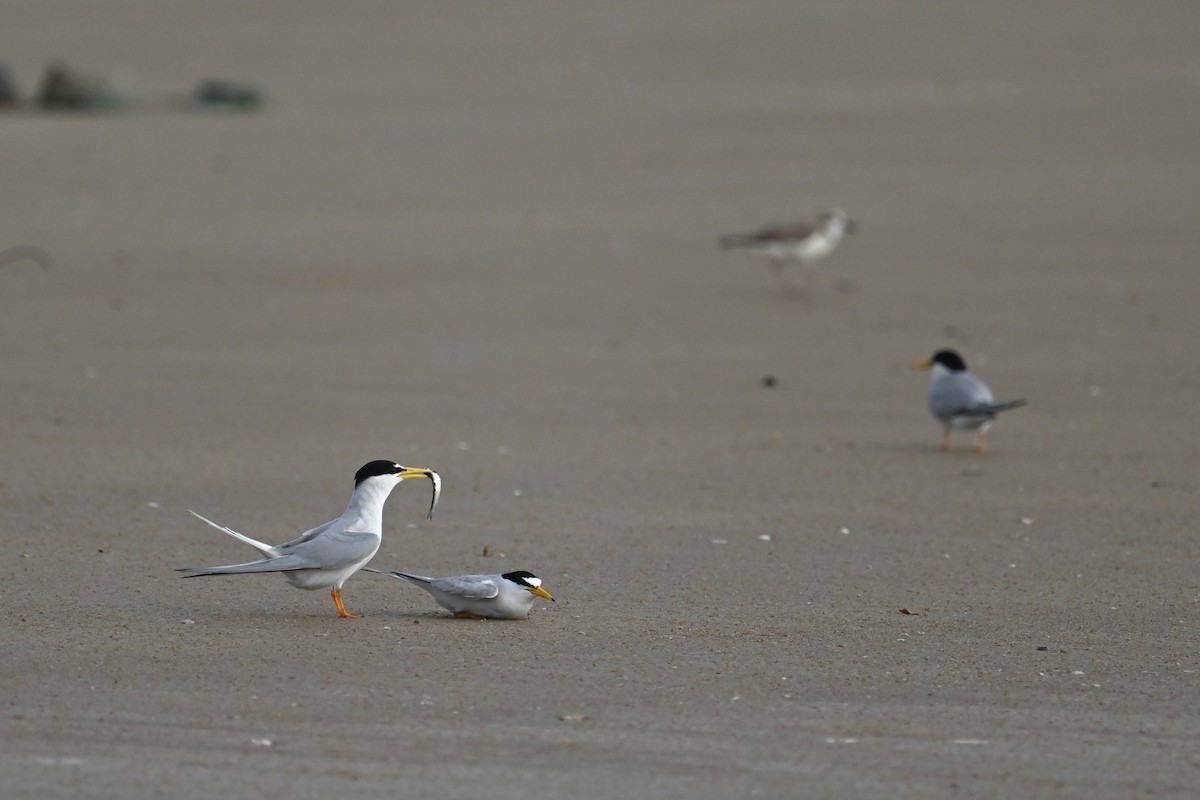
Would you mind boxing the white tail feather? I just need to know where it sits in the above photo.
[187,509,276,557]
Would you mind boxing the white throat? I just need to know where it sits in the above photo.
[343,476,399,532]
[821,216,848,245]
[931,362,956,382]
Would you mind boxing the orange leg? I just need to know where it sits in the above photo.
[940,429,952,452]
[331,587,359,618]
[975,431,987,454]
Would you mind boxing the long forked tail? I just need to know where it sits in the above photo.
[187,509,276,557]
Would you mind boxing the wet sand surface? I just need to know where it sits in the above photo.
[2,3,1198,797]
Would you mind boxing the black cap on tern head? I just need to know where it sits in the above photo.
[502,570,540,587]
[930,349,968,372]
[503,570,554,601]
[355,460,404,487]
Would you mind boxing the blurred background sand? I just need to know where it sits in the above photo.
[2,2,1198,797]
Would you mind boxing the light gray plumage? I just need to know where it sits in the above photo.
[177,460,440,617]
[364,567,554,620]
[916,350,1026,452]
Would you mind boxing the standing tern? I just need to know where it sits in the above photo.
[913,349,1027,453]
[177,460,441,618]
[719,208,857,294]
[364,567,554,619]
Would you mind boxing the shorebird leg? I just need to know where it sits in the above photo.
[940,429,952,452]
[975,431,988,454]
[331,587,359,618]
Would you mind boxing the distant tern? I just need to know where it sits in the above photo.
[178,460,441,618]
[719,208,857,294]
[913,349,1027,453]
[364,568,554,619]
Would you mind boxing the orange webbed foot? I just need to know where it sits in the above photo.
[331,588,360,618]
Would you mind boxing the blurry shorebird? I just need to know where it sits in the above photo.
[913,349,1026,453]
[0,244,53,272]
[719,208,857,294]
[365,568,554,619]
[178,460,441,618]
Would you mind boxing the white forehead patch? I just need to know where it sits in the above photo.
[525,577,541,588]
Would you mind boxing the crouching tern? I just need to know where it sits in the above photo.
[177,460,441,618]
[719,208,857,294]
[913,349,1027,453]
[364,567,554,619]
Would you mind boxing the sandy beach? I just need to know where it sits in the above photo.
[3,2,1198,797]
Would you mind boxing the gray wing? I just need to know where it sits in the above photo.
[178,528,378,575]
[984,399,1028,414]
[274,517,341,550]
[429,575,501,600]
[720,219,815,248]
[930,372,996,419]
[273,528,380,570]
[753,219,816,241]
